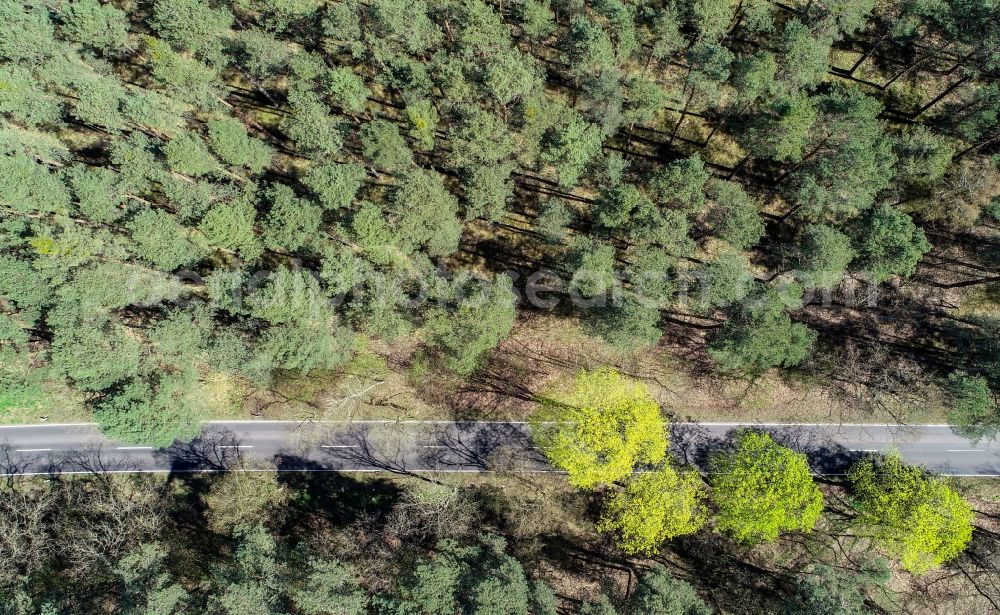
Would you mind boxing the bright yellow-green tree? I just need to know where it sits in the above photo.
[531,368,668,489]
[848,452,973,574]
[597,464,707,554]
[710,431,823,544]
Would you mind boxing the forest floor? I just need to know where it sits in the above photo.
[307,464,1000,614]
[231,312,953,427]
[0,311,952,427]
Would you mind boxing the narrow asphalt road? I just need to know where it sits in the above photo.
[0,421,997,477]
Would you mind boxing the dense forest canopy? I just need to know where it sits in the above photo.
[2,0,1000,612]
[0,0,999,441]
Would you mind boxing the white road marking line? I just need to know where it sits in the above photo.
[15,448,52,452]
[947,449,984,452]
[0,423,98,428]
[850,449,878,452]
[0,420,958,428]
[117,446,154,450]
[0,468,563,476]
[0,466,994,478]
[204,420,534,424]
[696,422,954,427]
[203,419,959,427]
[218,445,253,449]
[321,445,359,448]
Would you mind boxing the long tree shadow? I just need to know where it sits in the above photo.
[50,443,145,477]
[156,430,249,476]
[958,527,1000,611]
[312,425,447,483]
[0,443,48,482]
[419,422,545,472]
[670,422,723,469]
[759,425,868,475]
[0,441,151,481]
[670,532,794,613]
[538,532,639,606]
[274,455,403,531]
[671,424,867,476]
[450,354,542,419]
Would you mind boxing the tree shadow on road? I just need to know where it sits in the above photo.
[670,423,866,476]
[51,443,146,478]
[0,443,49,484]
[418,422,545,472]
[0,442,147,483]
[155,429,249,476]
